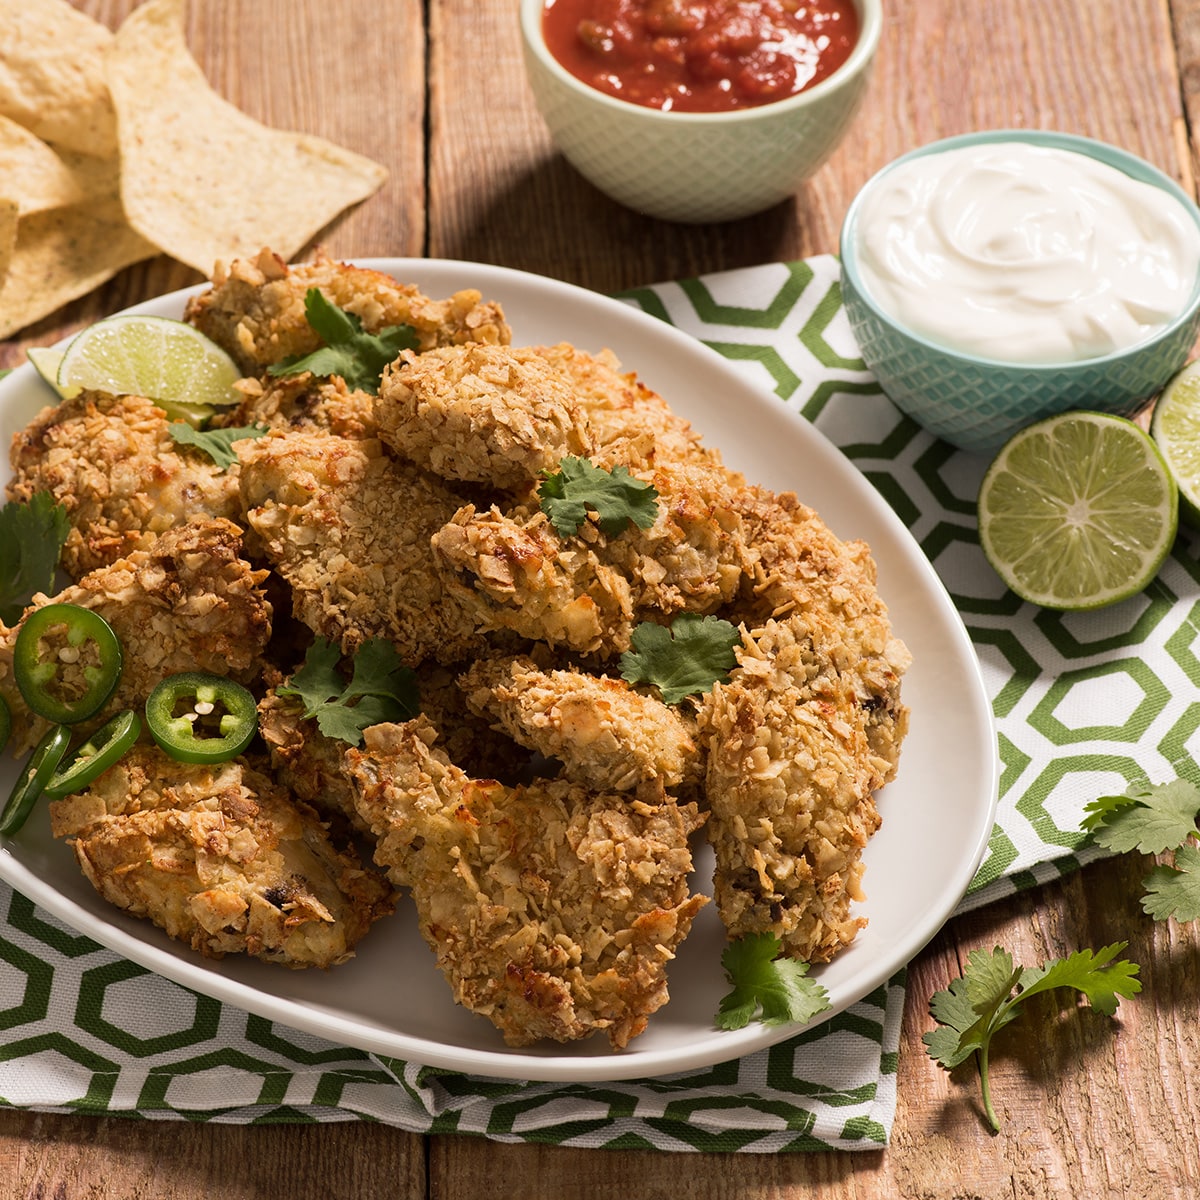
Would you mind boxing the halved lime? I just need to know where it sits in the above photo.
[977,411,1178,610]
[26,346,80,399]
[1151,359,1200,529]
[56,314,241,411]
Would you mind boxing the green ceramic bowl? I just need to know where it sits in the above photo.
[839,130,1200,454]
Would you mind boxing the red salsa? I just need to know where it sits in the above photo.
[542,0,859,113]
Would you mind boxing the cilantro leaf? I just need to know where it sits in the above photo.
[277,637,419,746]
[169,422,268,470]
[924,943,1140,1131]
[1082,779,1200,855]
[0,492,70,624]
[267,288,418,395]
[1142,842,1200,922]
[538,457,660,538]
[619,613,740,704]
[714,933,830,1031]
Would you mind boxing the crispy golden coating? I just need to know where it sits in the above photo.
[432,460,753,655]
[343,718,708,1048]
[733,485,911,777]
[183,248,510,374]
[534,343,716,470]
[224,372,378,440]
[236,428,486,666]
[48,745,395,968]
[699,615,899,963]
[6,391,244,578]
[376,344,593,489]
[459,654,700,793]
[0,518,272,755]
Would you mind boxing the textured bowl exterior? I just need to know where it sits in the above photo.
[839,130,1200,454]
[520,0,880,223]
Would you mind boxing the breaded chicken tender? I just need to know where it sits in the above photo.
[0,518,272,755]
[343,718,708,1049]
[535,343,716,470]
[7,391,244,578]
[432,460,752,655]
[224,372,378,440]
[459,654,699,792]
[236,428,486,666]
[376,344,593,489]
[48,745,395,968]
[699,615,894,963]
[184,248,510,374]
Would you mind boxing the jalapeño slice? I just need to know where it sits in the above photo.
[145,672,258,763]
[14,603,123,724]
[0,723,71,836]
[44,710,142,799]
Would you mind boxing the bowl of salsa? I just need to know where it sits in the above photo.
[521,0,882,222]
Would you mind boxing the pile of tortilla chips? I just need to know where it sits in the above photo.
[0,0,388,339]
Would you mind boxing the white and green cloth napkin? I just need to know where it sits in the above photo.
[1,256,1189,1151]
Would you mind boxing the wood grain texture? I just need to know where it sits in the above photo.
[3,1,1200,1196]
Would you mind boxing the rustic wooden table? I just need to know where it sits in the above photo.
[3,1,1200,1196]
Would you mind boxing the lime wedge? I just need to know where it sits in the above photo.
[27,346,80,399]
[56,314,241,409]
[1151,359,1200,529]
[977,411,1178,610]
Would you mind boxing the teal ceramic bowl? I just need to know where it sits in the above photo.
[839,130,1200,454]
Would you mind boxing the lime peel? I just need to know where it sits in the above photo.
[977,411,1178,611]
[1151,359,1200,530]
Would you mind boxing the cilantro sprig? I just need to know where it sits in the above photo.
[0,492,69,624]
[1083,779,1200,921]
[715,933,830,1031]
[169,421,268,470]
[619,613,740,705]
[538,457,660,538]
[267,288,418,395]
[924,944,1141,1131]
[277,636,419,746]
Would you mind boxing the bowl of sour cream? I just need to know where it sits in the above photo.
[839,130,1200,453]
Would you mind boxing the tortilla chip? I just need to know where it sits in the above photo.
[0,198,18,284]
[0,115,88,215]
[0,199,158,339]
[0,0,117,157]
[106,0,388,275]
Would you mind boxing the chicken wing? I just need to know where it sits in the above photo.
[0,517,272,755]
[236,428,486,666]
[343,717,707,1049]
[184,248,510,374]
[699,614,893,963]
[459,653,700,793]
[224,372,378,440]
[7,391,244,578]
[376,343,593,489]
[48,745,395,968]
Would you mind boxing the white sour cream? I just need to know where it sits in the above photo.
[852,141,1200,363]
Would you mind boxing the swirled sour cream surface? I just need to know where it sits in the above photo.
[853,141,1200,363]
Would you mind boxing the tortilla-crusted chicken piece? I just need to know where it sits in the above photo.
[184,248,510,374]
[534,343,717,470]
[343,718,708,1048]
[0,517,272,755]
[236,428,486,665]
[734,485,911,778]
[459,654,700,793]
[48,745,395,968]
[431,460,752,655]
[376,343,593,489]
[699,614,898,963]
[7,391,244,578]
[223,372,378,440]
